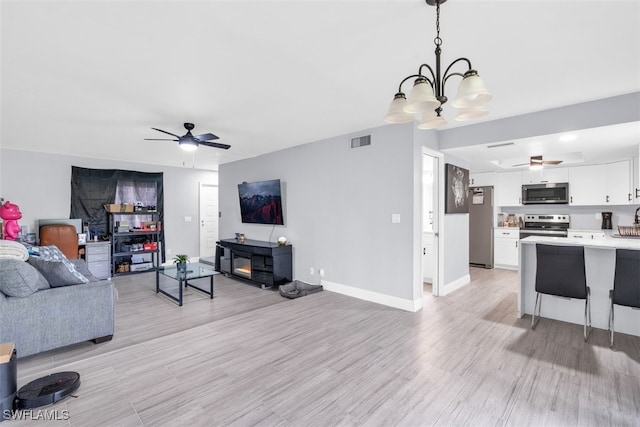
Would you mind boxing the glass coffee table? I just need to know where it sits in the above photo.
[156,262,219,306]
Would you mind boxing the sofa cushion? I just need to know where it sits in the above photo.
[69,259,99,283]
[27,257,89,287]
[28,245,89,285]
[0,259,47,297]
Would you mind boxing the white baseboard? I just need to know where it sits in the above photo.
[439,274,471,296]
[321,280,422,312]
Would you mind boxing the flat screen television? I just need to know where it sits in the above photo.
[238,179,284,225]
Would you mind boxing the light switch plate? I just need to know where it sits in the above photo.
[392,213,401,223]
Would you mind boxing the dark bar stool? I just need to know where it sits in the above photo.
[531,244,591,341]
[608,249,640,348]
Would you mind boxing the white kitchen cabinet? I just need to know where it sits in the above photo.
[494,228,519,270]
[569,164,606,205]
[522,167,569,184]
[469,172,496,187]
[605,160,632,205]
[496,171,522,207]
[422,232,434,282]
[569,160,632,205]
[634,154,640,201]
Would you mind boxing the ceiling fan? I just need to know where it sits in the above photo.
[513,155,563,169]
[145,122,230,152]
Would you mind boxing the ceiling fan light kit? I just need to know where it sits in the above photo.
[144,122,231,151]
[513,155,564,170]
[384,0,492,129]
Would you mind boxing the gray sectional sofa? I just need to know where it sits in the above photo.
[0,256,116,358]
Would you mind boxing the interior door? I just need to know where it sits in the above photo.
[199,183,219,259]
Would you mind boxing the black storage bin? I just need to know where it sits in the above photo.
[0,348,17,421]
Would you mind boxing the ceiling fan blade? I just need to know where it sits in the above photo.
[151,127,181,138]
[200,141,231,150]
[543,160,563,165]
[144,138,178,141]
[512,162,529,167]
[194,133,219,141]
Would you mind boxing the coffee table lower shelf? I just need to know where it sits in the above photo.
[156,263,218,306]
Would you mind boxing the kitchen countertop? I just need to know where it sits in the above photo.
[520,231,640,250]
[518,231,640,336]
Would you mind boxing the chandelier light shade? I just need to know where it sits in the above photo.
[418,114,447,130]
[454,105,489,121]
[451,71,492,108]
[404,77,441,114]
[384,0,491,129]
[384,93,415,123]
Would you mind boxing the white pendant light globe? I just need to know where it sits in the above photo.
[179,140,198,152]
[384,93,415,124]
[455,105,489,121]
[451,71,492,108]
[418,113,447,130]
[404,77,440,114]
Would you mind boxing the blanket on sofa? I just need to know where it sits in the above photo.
[0,240,28,261]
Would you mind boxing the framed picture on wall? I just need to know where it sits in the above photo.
[445,163,470,214]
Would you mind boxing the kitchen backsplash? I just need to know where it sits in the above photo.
[498,204,638,229]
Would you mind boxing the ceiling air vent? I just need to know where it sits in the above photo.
[350,135,371,149]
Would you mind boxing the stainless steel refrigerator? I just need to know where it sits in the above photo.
[469,186,494,268]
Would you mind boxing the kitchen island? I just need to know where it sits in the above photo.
[519,233,640,337]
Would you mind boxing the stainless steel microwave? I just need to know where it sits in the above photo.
[522,182,569,204]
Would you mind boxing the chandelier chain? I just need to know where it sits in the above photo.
[434,0,442,47]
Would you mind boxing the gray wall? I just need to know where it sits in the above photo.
[0,149,217,259]
[441,154,471,289]
[220,124,418,301]
[438,93,640,150]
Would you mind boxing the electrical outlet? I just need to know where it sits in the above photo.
[310,267,314,275]
[319,268,325,277]
[167,248,172,255]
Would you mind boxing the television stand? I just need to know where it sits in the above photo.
[215,238,292,288]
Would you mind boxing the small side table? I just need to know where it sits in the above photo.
[84,241,111,280]
[156,262,218,306]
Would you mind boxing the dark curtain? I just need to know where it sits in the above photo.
[70,166,165,262]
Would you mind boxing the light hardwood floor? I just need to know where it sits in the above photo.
[7,268,640,426]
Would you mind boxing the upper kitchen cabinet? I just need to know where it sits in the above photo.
[569,160,632,205]
[496,171,522,206]
[469,172,496,187]
[636,148,640,201]
[569,164,605,205]
[605,160,633,204]
[522,167,569,184]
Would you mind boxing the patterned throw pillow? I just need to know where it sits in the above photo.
[28,245,89,285]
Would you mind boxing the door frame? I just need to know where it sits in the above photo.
[421,147,444,298]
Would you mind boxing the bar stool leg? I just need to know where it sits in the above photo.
[584,287,592,341]
[531,292,541,330]
[608,290,615,348]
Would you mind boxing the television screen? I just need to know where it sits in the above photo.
[238,179,284,225]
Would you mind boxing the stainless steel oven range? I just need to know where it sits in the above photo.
[520,214,570,238]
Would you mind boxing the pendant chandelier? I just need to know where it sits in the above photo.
[384,0,492,129]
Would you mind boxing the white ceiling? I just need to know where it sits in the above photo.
[1,0,639,171]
